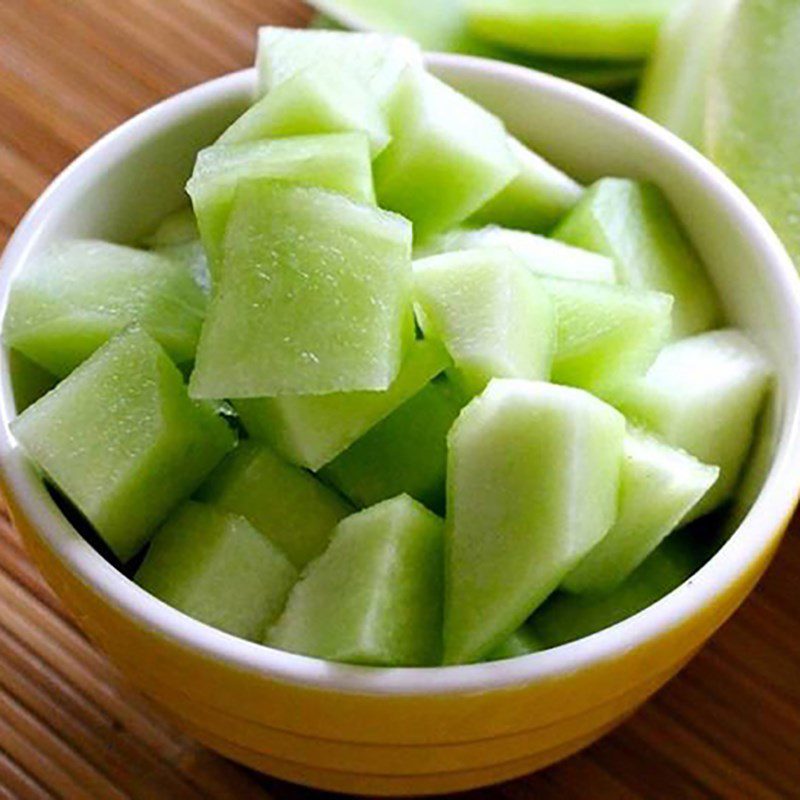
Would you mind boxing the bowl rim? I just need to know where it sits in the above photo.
[1,54,800,697]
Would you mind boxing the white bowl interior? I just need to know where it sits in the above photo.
[0,56,799,694]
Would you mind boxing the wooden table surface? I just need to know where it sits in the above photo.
[1,2,799,798]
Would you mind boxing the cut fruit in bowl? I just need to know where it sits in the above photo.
[0,46,798,796]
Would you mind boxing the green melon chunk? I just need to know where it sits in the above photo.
[218,64,389,157]
[153,239,211,296]
[256,26,422,106]
[143,207,199,247]
[233,339,450,470]
[465,0,673,61]
[186,133,375,276]
[375,68,518,241]
[607,329,772,520]
[320,378,464,513]
[485,625,544,661]
[554,179,721,338]
[706,0,800,269]
[196,441,352,569]
[135,502,296,641]
[414,249,555,396]
[470,138,583,232]
[190,182,413,400]
[9,351,57,413]
[11,328,235,562]
[444,379,625,664]
[268,495,444,666]
[531,531,709,648]
[563,429,719,595]
[543,277,673,392]
[420,225,617,284]
[3,241,206,378]
[636,0,737,149]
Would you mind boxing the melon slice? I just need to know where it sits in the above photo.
[11,327,235,562]
[135,502,297,641]
[608,329,772,519]
[196,441,352,568]
[465,0,673,61]
[413,248,555,396]
[485,626,544,661]
[143,207,199,247]
[470,137,583,232]
[320,378,463,513]
[190,182,413,400]
[3,240,206,377]
[186,133,375,276]
[636,0,737,149]
[256,26,422,105]
[420,225,616,284]
[374,68,518,241]
[218,64,389,156]
[543,277,673,392]
[153,239,211,296]
[9,352,57,413]
[444,379,625,664]
[233,339,450,470]
[554,178,721,338]
[531,531,709,648]
[563,429,719,595]
[268,494,444,666]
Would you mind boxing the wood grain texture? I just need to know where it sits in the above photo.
[0,2,799,798]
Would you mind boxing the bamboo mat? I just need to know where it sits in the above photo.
[1,2,800,798]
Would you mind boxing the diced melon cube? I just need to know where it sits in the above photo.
[531,532,708,648]
[414,249,556,396]
[320,378,464,513]
[563,428,718,595]
[256,26,422,106]
[196,441,352,568]
[471,137,583,231]
[233,339,450,470]
[190,182,413,400]
[135,502,296,641]
[153,239,211,296]
[9,351,57,413]
[607,329,772,518]
[485,625,544,661]
[445,380,625,663]
[11,328,235,562]
[268,494,444,666]
[218,64,389,157]
[554,179,720,337]
[186,133,375,275]
[543,277,672,392]
[465,0,673,61]
[375,68,519,241]
[143,207,199,247]
[420,225,617,284]
[4,241,206,377]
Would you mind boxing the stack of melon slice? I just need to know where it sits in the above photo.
[5,28,772,665]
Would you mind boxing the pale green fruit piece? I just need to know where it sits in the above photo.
[234,339,450,470]
[143,207,199,247]
[9,351,57,413]
[554,178,721,338]
[186,133,375,276]
[11,328,235,562]
[470,138,583,232]
[563,428,719,595]
[268,494,444,666]
[190,182,413,400]
[256,26,422,106]
[153,239,211,295]
[413,248,555,396]
[636,0,737,149]
[196,441,352,569]
[419,225,617,284]
[543,277,673,392]
[445,379,625,664]
[375,68,519,241]
[531,531,709,648]
[217,64,390,157]
[320,378,464,514]
[706,0,800,270]
[485,625,544,661]
[135,502,297,641]
[3,240,206,378]
[607,329,772,519]
[465,0,673,61]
